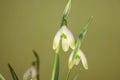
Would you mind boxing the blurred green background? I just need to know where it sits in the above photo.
[0,0,120,80]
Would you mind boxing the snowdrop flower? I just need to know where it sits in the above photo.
[68,16,93,70]
[53,25,75,52]
[69,49,88,70]
[23,66,37,80]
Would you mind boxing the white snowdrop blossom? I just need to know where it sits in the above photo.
[69,49,88,70]
[53,26,75,52]
[23,66,37,80]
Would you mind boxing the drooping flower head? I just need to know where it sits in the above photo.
[53,18,75,52]
[69,49,88,70]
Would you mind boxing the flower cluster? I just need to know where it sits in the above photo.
[53,17,89,70]
[0,0,92,80]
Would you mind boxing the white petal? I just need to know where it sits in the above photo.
[68,51,74,69]
[69,38,75,49]
[23,66,37,80]
[53,28,62,50]
[69,51,74,64]
[78,50,88,70]
[31,67,37,78]
[62,38,69,52]
[62,26,75,49]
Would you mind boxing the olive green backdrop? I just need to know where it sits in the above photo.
[0,0,120,80]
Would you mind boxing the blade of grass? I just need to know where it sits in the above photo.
[8,64,19,80]
[33,50,40,80]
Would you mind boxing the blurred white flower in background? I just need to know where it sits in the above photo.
[23,66,37,80]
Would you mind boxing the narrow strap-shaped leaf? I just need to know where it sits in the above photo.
[0,72,6,80]
[73,16,93,61]
[77,16,93,49]
[33,50,40,80]
[8,64,19,80]
[51,53,59,80]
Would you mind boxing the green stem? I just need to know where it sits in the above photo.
[73,70,80,80]
[0,72,6,80]
[51,53,59,80]
[66,69,71,80]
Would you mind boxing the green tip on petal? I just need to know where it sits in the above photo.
[53,42,57,50]
[61,33,67,39]
[68,52,74,69]
[68,61,74,70]
[84,63,88,70]
[70,41,75,49]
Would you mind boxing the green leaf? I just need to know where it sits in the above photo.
[73,70,80,80]
[8,64,19,80]
[72,16,93,61]
[33,50,40,80]
[0,72,6,80]
[51,53,59,80]
[77,16,93,49]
